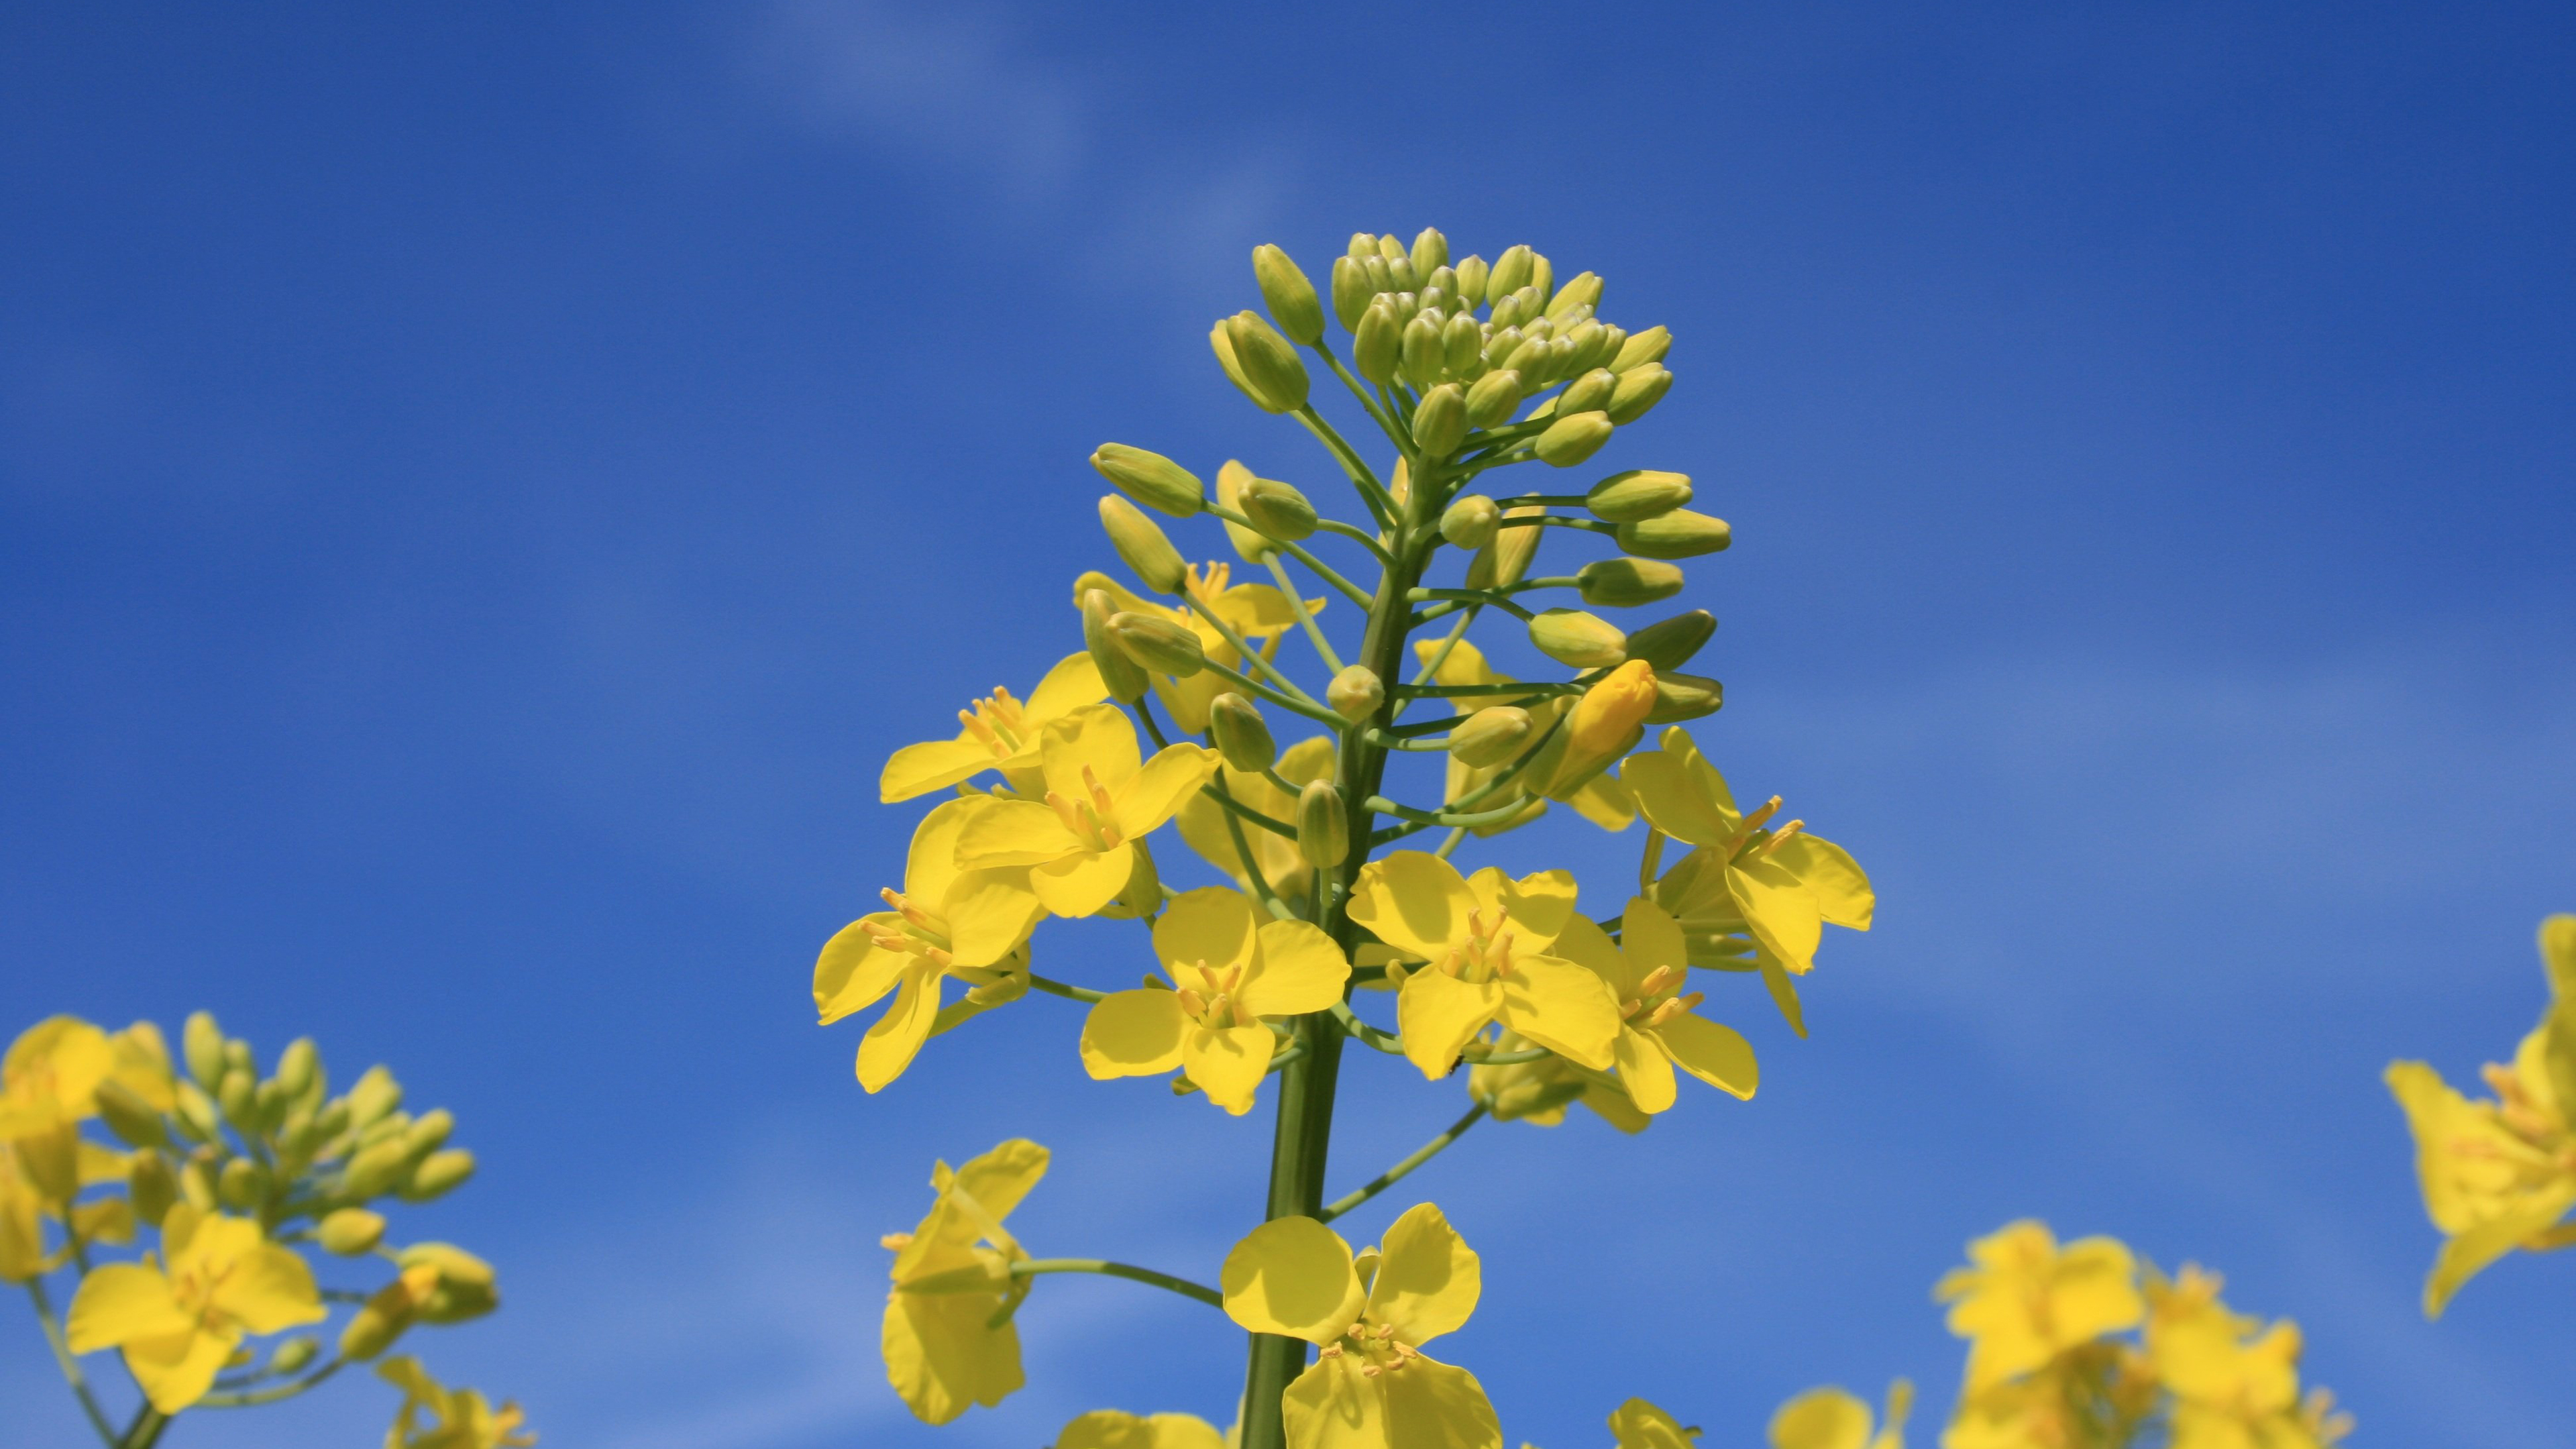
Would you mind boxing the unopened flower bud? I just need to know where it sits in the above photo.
[1550,659,1658,794]
[1501,333,1553,380]
[182,1012,225,1089]
[1607,363,1672,423]
[1466,506,1543,588]
[1354,302,1401,384]
[274,1036,320,1100]
[217,1069,256,1127]
[1346,231,1378,260]
[1226,311,1310,413]
[1546,270,1604,319]
[400,1243,500,1323]
[1464,368,1524,429]
[1252,244,1325,345]
[1576,557,1685,607]
[1400,313,1444,387]
[1440,493,1499,549]
[339,1283,416,1362]
[1413,384,1468,457]
[1557,367,1617,416]
[1081,589,1150,704]
[1214,460,1272,562]
[1453,254,1490,304]
[1534,411,1615,468]
[1386,254,1419,292]
[1624,610,1716,671]
[1208,693,1276,773]
[171,1081,219,1143]
[1644,672,1724,723]
[1586,470,1692,523]
[1097,495,1190,592]
[1238,476,1319,542]
[1296,780,1349,870]
[1489,245,1534,303]
[217,1157,269,1210]
[1330,256,1375,332]
[1611,325,1671,372]
[1448,706,1533,767]
[1527,253,1554,310]
[1616,509,1731,559]
[319,1207,387,1255]
[345,1065,402,1129]
[268,1337,319,1376]
[1210,319,1263,409]
[1409,227,1449,277]
[400,1148,476,1203]
[400,1108,454,1163]
[1106,612,1205,677]
[93,1078,167,1149]
[1091,443,1204,517]
[344,1138,412,1199]
[1561,319,1614,374]
[1440,313,1483,376]
[1327,665,1384,722]
[1528,608,1628,668]
[128,1152,176,1226]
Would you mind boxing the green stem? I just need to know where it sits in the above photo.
[1183,596,1320,706]
[1292,406,1399,526]
[1208,772,1299,922]
[1364,795,1540,830]
[1310,518,1399,570]
[28,1281,118,1446]
[1199,656,1348,730]
[1408,588,1534,623]
[1433,826,1469,859]
[197,1358,341,1408]
[117,1407,168,1449]
[1026,973,1108,1005]
[1318,1102,1489,1223]
[1203,504,1378,606]
[1265,555,1346,673]
[1012,1258,1224,1309]
[1499,514,1615,534]
[1310,339,1404,445]
[1200,782,1298,839]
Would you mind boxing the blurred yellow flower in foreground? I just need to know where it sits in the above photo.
[379,1354,537,1449]
[1768,1380,1911,1449]
[1935,1220,2143,1393]
[66,1203,325,1412]
[1055,1408,1228,1449]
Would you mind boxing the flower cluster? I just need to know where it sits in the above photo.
[0,1012,527,1448]
[2385,912,2576,1316]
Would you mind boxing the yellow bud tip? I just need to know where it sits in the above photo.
[879,1232,915,1250]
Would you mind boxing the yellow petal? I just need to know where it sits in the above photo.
[943,869,1045,966]
[1144,1413,1229,1449]
[898,798,985,908]
[1209,583,1306,637]
[1496,956,1621,1071]
[1366,1203,1480,1345]
[1042,704,1144,799]
[882,1289,1022,1425]
[1032,842,1137,917]
[1550,915,1640,1000]
[1566,771,1638,831]
[1621,897,1688,976]
[1374,1351,1503,1449]
[1061,1409,1227,1449]
[1621,733,1739,847]
[3,1016,114,1114]
[1221,1216,1362,1344]
[1184,1025,1275,1115]
[1113,744,1222,839]
[1241,920,1351,1018]
[1767,1387,1872,1449]
[1155,888,1261,981]
[2425,1179,2576,1317]
[1079,991,1189,1079]
[1613,1026,1678,1114]
[1024,651,1110,724]
[950,1138,1050,1223]
[126,1326,235,1414]
[1468,867,1578,946]
[1350,852,1480,962]
[955,798,1080,868]
[857,964,945,1093]
[65,1263,191,1351]
[815,914,910,1024]
[1729,856,1825,974]
[1282,1355,1384,1449]
[1770,834,1873,931]
[1610,1397,1699,1449]
[1759,953,1809,1038]
[1397,971,1504,1079]
[217,1242,325,1334]
[1656,1013,1759,1100]
[881,737,1003,805]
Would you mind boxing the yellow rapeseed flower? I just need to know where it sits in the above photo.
[1080,888,1350,1114]
[880,1139,1049,1426]
[956,705,1220,917]
[1935,1220,2143,1393]
[65,1203,325,1413]
[1055,1409,1228,1449]
[1075,565,1326,732]
[1468,1030,1649,1135]
[879,653,1108,802]
[1177,735,1336,905]
[1768,1380,1911,1449]
[1552,898,1758,1112]
[378,1354,537,1449]
[1347,851,1621,1078]
[1220,1204,1501,1449]
[0,1148,46,1283]
[2145,1266,2345,1449]
[2385,913,2576,1316]
[816,798,1046,1091]
[0,1016,172,1203]
[1413,639,1636,833]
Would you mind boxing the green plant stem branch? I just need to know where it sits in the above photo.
[1391,681,1570,701]
[1309,518,1399,572]
[1183,596,1320,706]
[1381,712,1468,738]
[27,1280,118,1446]
[1407,588,1534,623]
[1263,555,1346,673]
[1026,973,1108,1005]
[1444,714,1570,813]
[1433,826,1469,859]
[1202,504,1379,605]
[1317,1102,1489,1224]
[1011,1258,1224,1309]
[197,1358,341,1409]
[1309,339,1403,444]
[1358,729,1450,753]
[1492,494,1591,508]
[118,1407,168,1449]
[1328,1002,1405,1055]
[1211,773,1299,922]
[1197,657,1348,731]
[1364,794,1542,830]
[1291,406,1399,526]
[1498,515,1615,535]
[1199,781,1298,839]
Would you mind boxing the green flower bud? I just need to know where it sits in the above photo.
[1440,313,1483,376]
[1112,837,1162,919]
[338,1285,415,1362]
[224,1038,255,1077]
[1409,227,1448,277]
[1097,494,1190,592]
[1546,270,1603,319]
[1562,320,1614,374]
[399,1108,453,1165]
[400,1244,499,1325]
[400,1148,477,1203]
[345,1065,402,1129]
[1426,264,1458,297]
[1395,313,1441,388]
[171,1081,219,1143]
[1489,246,1534,303]
[1224,312,1309,413]
[1083,589,1151,704]
[1330,256,1375,331]
[1252,244,1325,345]
[343,1138,411,1199]
[1214,460,1272,562]
[1607,363,1672,424]
[253,1079,287,1132]
[1413,384,1468,457]
[216,1069,256,1128]
[182,1012,225,1089]
[1208,693,1276,773]
[1106,612,1205,677]
[1528,608,1629,668]
[1644,672,1724,723]
[1464,368,1524,429]
[1617,509,1732,559]
[128,1152,176,1227]
[1576,557,1686,607]
[319,1207,388,1256]
[1624,610,1717,672]
[273,1036,319,1100]
[1612,325,1670,372]
[1534,411,1615,468]
[1557,367,1617,416]
[1296,780,1349,870]
[1327,665,1384,722]
[1361,253,1392,294]
[1453,254,1490,304]
[1346,231,1378,260]
[268,1337,319,1376]
[1501,333,1553,380]
[1354,301,1401,384]
[1386,254,1419,292]
[1527,253,1554,310]
[1091,443,1203,517]
[1587,470,1693,524]
[1210,317,1265,409]
[1466,505,1543,588]
[1238,476,1318,542]
[217,1157,269,1210]
[1448,706,1533,767]
[93,1078,167,1149]
[1440,493,1500,549]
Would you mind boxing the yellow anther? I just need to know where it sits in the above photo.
[922,946,955,968]
[1619,998,1644,1020]
[1637,965,1679,1000]
[1083,764,1118,818]
[1361,1364,1383,1378]
[879,1232,914,1250]
[958,708,1002,749]
[1744,795,1783,830]
[1375,1323,1396,1339]
[1762,820,1807,853]
[1319,1344,1344,1359]
[1177,988,1209,1016]
[1045,790,1085,835]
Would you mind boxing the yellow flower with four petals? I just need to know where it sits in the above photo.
[1935,1220,2143,1394]
[1552,898,1759,1112]
[879,653,1108,803]
[957,704,1220,918]
[65,1203,327,1413]
[378,1354,538,1449]
[880,1138,1049,1426]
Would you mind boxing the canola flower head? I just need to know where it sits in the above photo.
[65,1203,327,1412]
[1935,1220,2144,1393]
[1079,888,1349,1114]
[1767,1379,1910,1449]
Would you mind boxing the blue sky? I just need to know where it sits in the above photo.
[4,3,2573,1446]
